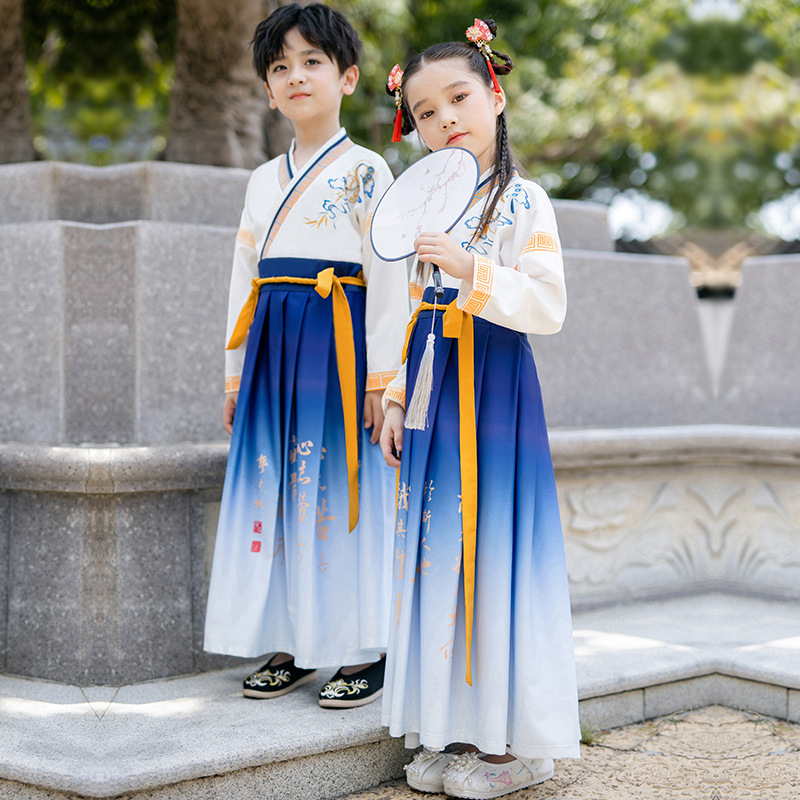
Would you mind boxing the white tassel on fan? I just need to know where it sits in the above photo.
[405,331,436,429]
[405,260,439,431]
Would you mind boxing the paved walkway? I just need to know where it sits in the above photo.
[342,706,800,799]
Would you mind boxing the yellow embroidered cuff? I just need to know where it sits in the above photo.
[367,371,398,390]
[459,255,494,316]
[225,376,241,393]
[384,385,406,409]
[523,231,561,254]
[409,281,424,301]
[236,227,256,250]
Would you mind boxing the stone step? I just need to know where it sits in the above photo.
[0,593,797,799]
[0,162,250,228]
[575,593,800,729]
[718,254,800,425]
[0,220,232,444]
[532,250,712,428]
[0,161,614,250]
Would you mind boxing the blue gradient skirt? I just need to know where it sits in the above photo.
[382,288,580,758]
[204,257,395,667]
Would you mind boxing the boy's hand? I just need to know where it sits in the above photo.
[363,389,385,444]
[223,392,238,435]
[380,402,405,468]
[414,232,474,281]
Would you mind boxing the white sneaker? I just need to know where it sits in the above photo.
[404,748,459,793]
[442,753,554,799]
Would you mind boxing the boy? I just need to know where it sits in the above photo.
[203,3,409,708]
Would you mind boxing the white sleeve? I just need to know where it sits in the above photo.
[224,177,259,392]
[357,157,411,391]
[455,182,566,335]
[382,360,407,412]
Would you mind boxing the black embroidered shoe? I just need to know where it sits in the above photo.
[242,655,318,699]
[317,656,385,708]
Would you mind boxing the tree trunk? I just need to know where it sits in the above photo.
[165,0,298,168]
[0,0,34,163]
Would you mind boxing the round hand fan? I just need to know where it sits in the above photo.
[370,147,480,296]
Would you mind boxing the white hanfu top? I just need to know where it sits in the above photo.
[226,128,410,395]
[383,173,566,411]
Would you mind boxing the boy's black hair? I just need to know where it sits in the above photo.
[251,3,362,83]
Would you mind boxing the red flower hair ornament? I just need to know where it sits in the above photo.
[466,19,501,93]
[387,64,404,143]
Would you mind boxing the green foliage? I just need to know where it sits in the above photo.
[579,718,606,746]
[654,20,778,77]
[333,0,412,166]
[335,0,800,236]
[20,0,800,236]
[23,0,176,164]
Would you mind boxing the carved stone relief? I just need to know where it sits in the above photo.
[559,471,800,603]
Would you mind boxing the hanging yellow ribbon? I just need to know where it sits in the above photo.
[402,300,478,685]
[227,268,366,533]
[401,303,427,365]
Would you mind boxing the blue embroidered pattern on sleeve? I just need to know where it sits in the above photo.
[462,210,513,255]
[461,183,525,255]
[305,163,375,228]
[506,184,530,213]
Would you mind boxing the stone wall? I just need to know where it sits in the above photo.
[718,255,800,425]
[533,252,714,429]
[0,164,619,446]
[553,427,800,608]
[0,444,229,684]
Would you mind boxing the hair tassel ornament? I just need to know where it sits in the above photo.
[466,19,501,93]
[388,64,404,143]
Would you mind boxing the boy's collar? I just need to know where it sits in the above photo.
[288,127,348,173]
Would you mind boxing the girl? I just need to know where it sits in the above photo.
[379,19,580,799]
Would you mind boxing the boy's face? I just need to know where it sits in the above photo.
[264,28,358,129]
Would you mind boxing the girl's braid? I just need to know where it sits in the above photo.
[473,112,515,243]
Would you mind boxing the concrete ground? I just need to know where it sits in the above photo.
[343,706,800,799]
[1,593,798,799]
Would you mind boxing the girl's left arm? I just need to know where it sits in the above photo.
[455,181,566,335]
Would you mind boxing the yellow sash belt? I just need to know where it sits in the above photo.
[402,300,477,685]
[227,267,366,533]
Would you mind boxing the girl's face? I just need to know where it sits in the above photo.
[404,58,505,174]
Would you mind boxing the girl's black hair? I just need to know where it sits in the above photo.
[252,3,362,83]
[390,19,516,243]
